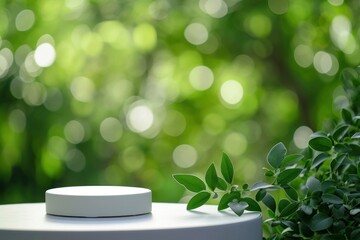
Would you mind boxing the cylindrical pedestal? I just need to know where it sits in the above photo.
[0,202,262,240]
[45,186,152,217]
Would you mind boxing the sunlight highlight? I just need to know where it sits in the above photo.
[34,43,56,67]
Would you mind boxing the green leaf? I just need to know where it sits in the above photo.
[218,191,240,210]
[311,152,331,169]
[342,108,353,124]
[332,206,345,219]
[267,142,287,169]
[358,162,360,177]
[250,182,278,191]
[279,199,290,214]
[300,204,313,215]
[281,154,304,167]
[228,200,249,216]
[330,154,347,172]
[310,191,322,207]
[205,163,218,191]
[351,228,360,240]
[241,197,261,212]
[309,132,332,152]
[321,180,336,192]
[300,222,314,238]
[322,194,343,204]
[350,143,360,155]
[306,176,321,192]
[332,124,350,141]
[173,174,206,192]
[262,193,276,214]
[352,132,360,139]
[221,153,234,184]
[217,177,227,191]
[187,191,211,210]
[334,143,352,153]
[280,202,299,218]
[319,234,347,240]
[309,213,333,232]
[256,189,266,201]
[264,170,274,177]
[276,168,302,185]
[282,184,298,201]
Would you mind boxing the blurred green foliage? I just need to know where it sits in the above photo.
[0,0,359,204]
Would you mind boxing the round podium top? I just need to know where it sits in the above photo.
[45,186,152,217]
[0,202,262,240]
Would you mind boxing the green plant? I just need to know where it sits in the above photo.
[173,68,360,240]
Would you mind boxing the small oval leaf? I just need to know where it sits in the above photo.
[221,153,234,184]
[279,199,291,214]
[311,153,331,169]
[309,132,332,152]
[280,202,299,218]
[277,168,302,185]
[173,174,206,192]
[205,163,218,191]
[342,108,353,124]
[282,184,298,201]
[187,191,211,210]
[350,208,360,215]
[306,176,322,192]
[282,154,304,167]
[217,177,228,191]
[262,193,276,214]
[352,132,360,139]
[330,154,347,172]
[218,191,240,210]
[228,201,249,216]
[322,194,343,204]
[256,189,266,201]
[332,124,350,141]
[250,182,279,191]
[300,204,313,215]
[241,197,261,212]
[267,142,287,169]
[309,213,333,232]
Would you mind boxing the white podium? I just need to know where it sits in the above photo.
[0,202,262,240]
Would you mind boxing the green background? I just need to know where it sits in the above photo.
[0,0,359,203]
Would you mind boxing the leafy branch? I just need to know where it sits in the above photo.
[173,67,360,240]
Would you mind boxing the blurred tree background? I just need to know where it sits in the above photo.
[0,0,359,204]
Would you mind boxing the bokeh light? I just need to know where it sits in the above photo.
[64,120,85,144]
[8,109,26,133]
[330,15,356,54]
[293,126,313,149]
[122,147,145,172]
[220,80,244,106]
[34,43,56,67]
[313,51,339,76]
[0,0,358,205]
[222,132,247,156]
[294,45,314,68]
[126,103,154,133]
[70,77,95,102]
[173,144,198,169]
[15,10,35,32]
[0,48,13,78]
[65,148,86,172]
[100,117,123,143]
[189,65,214,91]
[184,23,209,45]
[199,0,228,18]
[268,0,289,15]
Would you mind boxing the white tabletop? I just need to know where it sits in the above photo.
[0,202,262,240]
